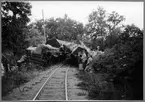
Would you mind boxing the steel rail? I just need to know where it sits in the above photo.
[65,66,70,101]
[32,65,62,100]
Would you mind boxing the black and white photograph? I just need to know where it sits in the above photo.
[1,1,144,101]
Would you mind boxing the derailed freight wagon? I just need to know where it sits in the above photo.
[26,44,60,66]
[62,42,90,66]
[46,38,73,62]
[46,38,72,54]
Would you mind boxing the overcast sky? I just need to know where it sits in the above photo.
[29,1,143,29]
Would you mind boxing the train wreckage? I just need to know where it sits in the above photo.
[17,38,96,67]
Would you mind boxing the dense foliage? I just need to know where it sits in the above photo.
[85,7,125,50]
[2,1,32,55]
[1,1,32,75]
[26,15,84,46]
[92,24,143,99]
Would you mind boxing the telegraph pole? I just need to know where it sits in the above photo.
[42,9,46,43]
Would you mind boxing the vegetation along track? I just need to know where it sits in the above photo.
[32,65,70,100]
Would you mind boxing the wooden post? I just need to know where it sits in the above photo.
[42,9,46,44]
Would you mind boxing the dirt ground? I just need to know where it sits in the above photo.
[2,64,88,101]
[67,67,88,100]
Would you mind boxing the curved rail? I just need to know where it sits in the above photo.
[65,66,70,100]
[32,65,62,100]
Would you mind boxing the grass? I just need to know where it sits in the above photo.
[2,71,29,96]
[75,71,115,100]
[2,62,47,97]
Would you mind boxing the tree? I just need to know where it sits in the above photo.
[33,19,44,35]
[116,25,143,99]
[86,7,107,50]
[92,24,143,99]
[86,7,107,39]
[28,15,84,44]
[2,1,32,55]
[1,1,31,73]
[107,11,125,47]
[107,11,125,33]
[24,27,45,47]
[85,7,125,50]
[45,18,59,39]
[105,34,118,48]
[44,15,84,41]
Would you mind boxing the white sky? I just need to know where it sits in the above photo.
[29,1,144,29]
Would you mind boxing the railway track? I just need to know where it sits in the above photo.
[32,64,70,100]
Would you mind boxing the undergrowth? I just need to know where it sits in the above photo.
[2,63,46,97]
[75,71,114,100]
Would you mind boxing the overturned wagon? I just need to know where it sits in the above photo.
[26,44,60,66]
